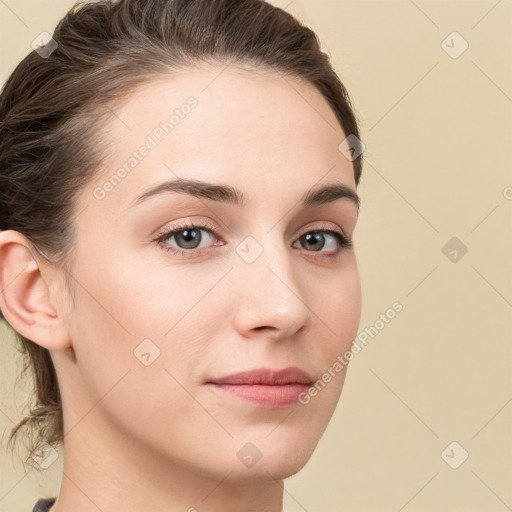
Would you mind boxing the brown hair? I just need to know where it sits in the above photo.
[0,0,363,464]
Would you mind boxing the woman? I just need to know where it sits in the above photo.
[0,0,364,510]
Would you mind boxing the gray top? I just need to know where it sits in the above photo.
[32,498,56,512]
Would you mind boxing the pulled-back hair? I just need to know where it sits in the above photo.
[0,0,363,463]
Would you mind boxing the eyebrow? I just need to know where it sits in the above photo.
[127,178,360,212]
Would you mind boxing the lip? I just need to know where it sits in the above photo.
[205,367,313,408]
[206,367,313,386]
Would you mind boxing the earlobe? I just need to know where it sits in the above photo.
[0,230,72,351]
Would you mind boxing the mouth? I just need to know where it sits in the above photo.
[205,367,314,408]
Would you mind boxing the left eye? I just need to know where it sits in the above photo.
[292,231,346,252]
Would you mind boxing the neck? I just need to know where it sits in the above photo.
[49,411,285,512]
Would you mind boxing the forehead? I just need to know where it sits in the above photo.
[81,63,356,216]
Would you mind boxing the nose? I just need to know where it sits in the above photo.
[230,235,313,341]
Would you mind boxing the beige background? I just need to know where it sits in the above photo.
[1,1,511,511]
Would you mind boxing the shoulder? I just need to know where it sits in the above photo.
[32,497,57,512]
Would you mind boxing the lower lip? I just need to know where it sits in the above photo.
[206,383,310,408]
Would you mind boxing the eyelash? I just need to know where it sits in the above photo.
[153,220,352,259]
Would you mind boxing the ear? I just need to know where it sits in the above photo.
[0,229,72,351]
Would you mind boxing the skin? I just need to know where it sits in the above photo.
[0,63,361,512]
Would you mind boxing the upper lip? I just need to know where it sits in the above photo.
[206,367,313,386]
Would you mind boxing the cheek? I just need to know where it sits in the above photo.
[315,257,362,348]
[339,266,362,340]
[77,247,230,335]
[67,251,233,385]
[63,254,228,440]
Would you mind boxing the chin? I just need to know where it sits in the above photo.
[217,462,308,485]
[222,435,319,483]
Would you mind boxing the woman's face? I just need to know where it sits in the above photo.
[56,63,361,481]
